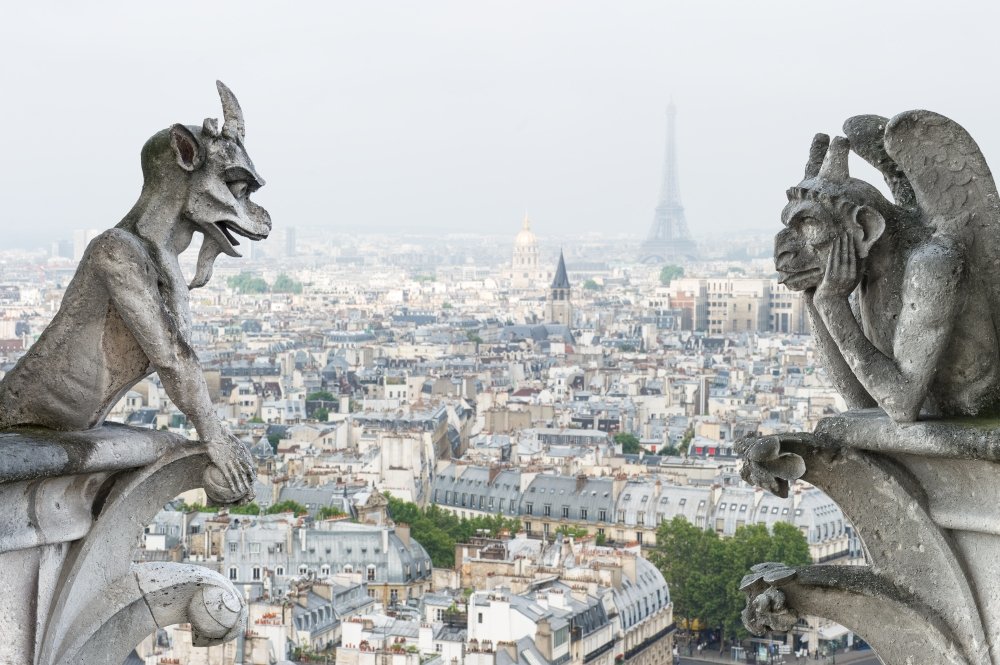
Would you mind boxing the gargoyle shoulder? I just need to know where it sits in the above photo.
[905,234,965,284]
[86,229,156,283]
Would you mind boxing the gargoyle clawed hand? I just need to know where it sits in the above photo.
[204,432,257,505]
[735,434,809,498]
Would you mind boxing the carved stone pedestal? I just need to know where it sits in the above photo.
[740,410,1000,665]
[0,424,246,665]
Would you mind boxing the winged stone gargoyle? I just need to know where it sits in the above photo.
[737,112,1000,665]
[0,81,269,504]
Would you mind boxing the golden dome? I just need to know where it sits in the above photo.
[515,214,537,247]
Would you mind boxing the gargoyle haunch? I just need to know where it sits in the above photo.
[775,111,1000,423]
[0,82,269,504]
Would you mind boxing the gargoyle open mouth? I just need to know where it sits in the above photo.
[215,221,267,247]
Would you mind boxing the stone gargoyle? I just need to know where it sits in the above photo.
[0,82,269,664]
[0,80,268,505]
[738,112,1000,664]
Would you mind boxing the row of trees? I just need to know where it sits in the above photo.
[178,498,315,516]
[650,516,811,649]
[386,495,520,567]
[227,272,304,294]
[613,432,682,457]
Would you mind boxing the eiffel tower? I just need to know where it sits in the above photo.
[641,101,696,263]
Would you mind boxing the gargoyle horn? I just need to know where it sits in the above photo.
[804,134,831,179]
[818,136,850,183]
[217,80,245,142]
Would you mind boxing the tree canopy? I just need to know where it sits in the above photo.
[659,264,685,286]
[614,432,643,455]
[228,272,269,294]
[650,516,811,647]
[386,495,520,567]
[272,273,303,294]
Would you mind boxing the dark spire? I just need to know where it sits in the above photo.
[551,250,570,289]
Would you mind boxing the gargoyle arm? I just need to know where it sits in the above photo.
[803,292,877,410]
[91,230,225,444]
[816,235,964,421]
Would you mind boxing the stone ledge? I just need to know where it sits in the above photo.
[0,423,183,484]
[0,424,246,664]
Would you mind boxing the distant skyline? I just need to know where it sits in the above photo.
[2,1,999,249]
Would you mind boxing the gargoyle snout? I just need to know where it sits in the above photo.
[774,250,797,271]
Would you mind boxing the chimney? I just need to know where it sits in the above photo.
[500,642,518,662]
[612,474,627,500]
[396,523,411,548]
[610,566,623,590]
[489,465,502,485]
[575,474,587,493]
[622,554,637,584]
[535,618,553,660]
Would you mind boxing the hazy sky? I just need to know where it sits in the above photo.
[3,0,1000,249]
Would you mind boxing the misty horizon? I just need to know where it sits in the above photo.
[2,1,998,250]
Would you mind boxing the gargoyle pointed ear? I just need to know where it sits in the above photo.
[170,124,204,171]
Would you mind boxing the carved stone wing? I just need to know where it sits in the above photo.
[884,110,1000,241]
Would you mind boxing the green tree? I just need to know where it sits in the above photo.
[266,500,309,516]
[228,272,269,294]
[229,502,261,515]
[317,506,345,520]
[307,390,336,401]
[659,264,685,286]
[595,531,607,546]
[314,407,329,422]
[179,502,218,513]
[649,516,727,634]
[466,331,484,344]
[583,279,601,291]
[385,495,520,568]
[614,432,643,455]
[267,432,281,452]
[555,525,590,539]
[272,273,303,294]
[651,516,812,651]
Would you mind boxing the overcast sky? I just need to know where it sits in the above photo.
[2,0,999,249]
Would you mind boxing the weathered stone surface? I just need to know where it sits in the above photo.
[0,81,266,504]
[0,426,250,665]
[0,82,268,663]
[741,110,1000,665]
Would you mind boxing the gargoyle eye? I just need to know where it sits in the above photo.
[227,180,249,199]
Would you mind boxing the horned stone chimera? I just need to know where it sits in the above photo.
[0,82,268,663]
[738,112,1000,664]
[0,80,268,504]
